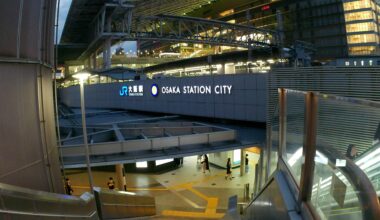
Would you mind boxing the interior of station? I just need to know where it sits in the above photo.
[1,0,380,220]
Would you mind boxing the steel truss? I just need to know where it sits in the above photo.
[83,3,277,60]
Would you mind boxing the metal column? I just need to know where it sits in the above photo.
[299,92,318,203]
[116,164,126,191]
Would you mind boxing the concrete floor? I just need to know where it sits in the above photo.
[65,155,258,219]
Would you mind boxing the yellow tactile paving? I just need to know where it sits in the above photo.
[205,198,218,214]
[162,176,225,219]
[161,210,225,219]
[187,187,209,201]
[126,187,168,191]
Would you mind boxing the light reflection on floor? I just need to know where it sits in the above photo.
[66,154,259,219]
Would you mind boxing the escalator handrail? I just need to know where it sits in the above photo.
[316,142,380,220]
[0,182,97,218]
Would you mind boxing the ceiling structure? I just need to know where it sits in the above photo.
[59,0,262,64]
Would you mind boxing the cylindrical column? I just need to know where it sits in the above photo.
[80,80,94,192]
[240,149,246,177]
[116,164,126,191]
[298,92,318,203]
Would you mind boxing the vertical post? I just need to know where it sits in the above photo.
[208,55,212,75]
[103,14,112,69]
[258,150,264,189]
[240,149,245,177]
[79,80,94,193]
[247,39,252,74]
[116,164,125,191]
[253,163,259,196]
[276,10,285,60]
[278,88,287,160]
[299,92,318,203]
[104,38,111,69]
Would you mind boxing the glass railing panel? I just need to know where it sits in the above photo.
[269,104,279,177]
[310,94,380,219]
[311,152,361,220]
[316,95,380,191]
[282,90,306,185]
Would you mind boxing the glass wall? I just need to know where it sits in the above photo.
[269,89,380,219]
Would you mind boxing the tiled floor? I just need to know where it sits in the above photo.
[66,155,258,219]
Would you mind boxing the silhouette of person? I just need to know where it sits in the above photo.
[107,177,115,190]
[225,158,232,180]
[65,178,74,195]
[346,144,358,160]
[204,154,211,173]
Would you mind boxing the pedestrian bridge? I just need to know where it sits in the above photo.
[60,118,258,168]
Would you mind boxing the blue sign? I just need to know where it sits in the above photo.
[119,86,129,96]
[151,84,159,97]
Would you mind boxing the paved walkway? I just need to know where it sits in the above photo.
[66,155,258,219]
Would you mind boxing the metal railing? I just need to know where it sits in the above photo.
[249,89,380,220]
[94,187,155,219]
[0,182,97,219]
[60,129,236,157]
[0,182,157,219]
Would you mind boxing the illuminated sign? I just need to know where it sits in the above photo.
[119,85,144,96]
[136,161,148,168]
[153,84,232,95]
[155,158,174,166]
[119,86,128,96]
[151,84,159,97]
[261,5,270,11]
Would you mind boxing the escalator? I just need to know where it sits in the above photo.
[0,183,155,219]
[242,89,380,220]
[242,142,380,220]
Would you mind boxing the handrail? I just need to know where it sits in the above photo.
[0,183,158,219]
[0,182,97,219]
[285,88,380,109]
[316,142,380,219]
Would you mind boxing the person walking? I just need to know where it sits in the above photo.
[201,155,207,173]
[225,158,232,180]
[204,154,211,173]
[346,144,358,160]
[65,178,74,195]
[107,177,115,190]
[245,154,249,173]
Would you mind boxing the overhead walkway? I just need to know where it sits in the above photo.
[59,111,261,168]
[59,0,278,62]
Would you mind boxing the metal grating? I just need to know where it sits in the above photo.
[267,67,380,156]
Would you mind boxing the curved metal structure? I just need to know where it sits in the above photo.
[60,1,277,65]
[317,143,380,220]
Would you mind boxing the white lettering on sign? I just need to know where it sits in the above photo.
[183,85,211,94]
[119,85,144,96]
[154,84,232,95]
[162,86,181,94]
[214,85,232,95]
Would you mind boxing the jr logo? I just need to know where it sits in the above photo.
[119,86,128,96]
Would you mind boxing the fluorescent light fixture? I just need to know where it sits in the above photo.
[156,158,174,166]
[73,72,91,81]
[118,191,136,195]
[233,149,241,163]
[136,161,148,168]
